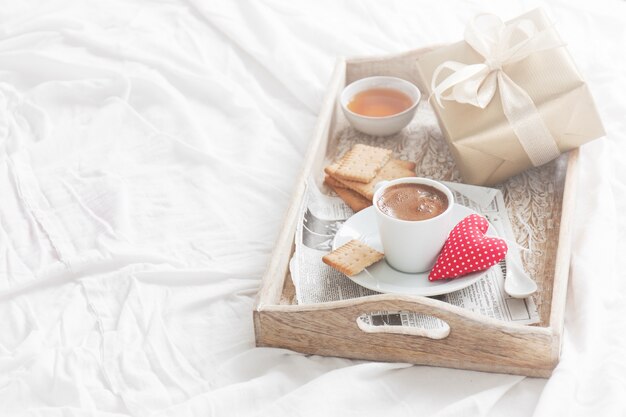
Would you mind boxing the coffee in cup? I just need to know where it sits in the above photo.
[373,178,455,273]
[376,183,449,221]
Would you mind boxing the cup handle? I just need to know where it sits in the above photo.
[372,180,389,198]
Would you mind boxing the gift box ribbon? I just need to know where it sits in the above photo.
[431,13,565,167]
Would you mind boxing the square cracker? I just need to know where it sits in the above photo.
[324,174,347,189]
[322,239,384,276]
[326,159,417,200]
[324,176,372,212]
[333,144,392,183]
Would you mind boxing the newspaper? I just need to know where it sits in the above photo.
[289,179,540,330]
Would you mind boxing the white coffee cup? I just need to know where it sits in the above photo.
[373,177,455,273]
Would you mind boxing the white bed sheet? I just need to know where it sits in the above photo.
[1,0,625,415]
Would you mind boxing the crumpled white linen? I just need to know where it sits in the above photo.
[0,0,625,416]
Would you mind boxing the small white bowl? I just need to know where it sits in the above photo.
[340,76,421,136]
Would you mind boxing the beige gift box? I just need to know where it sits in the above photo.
[416,8,605,185]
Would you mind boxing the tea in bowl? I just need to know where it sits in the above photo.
[340,76,421,136]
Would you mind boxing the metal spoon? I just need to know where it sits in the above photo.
[504,251,537,298]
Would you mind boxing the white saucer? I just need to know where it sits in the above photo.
[332,204,498,297]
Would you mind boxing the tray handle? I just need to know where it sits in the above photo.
[356,314,450,339]
[324,294,539,340]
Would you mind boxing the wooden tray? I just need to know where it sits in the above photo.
[253,47,577,377]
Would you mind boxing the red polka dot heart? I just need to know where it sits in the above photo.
[428,214,508,281]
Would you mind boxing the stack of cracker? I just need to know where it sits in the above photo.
[324,144,417,212]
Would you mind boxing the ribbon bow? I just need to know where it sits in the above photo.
[431,14,565,167]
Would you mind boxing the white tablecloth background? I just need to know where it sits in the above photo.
[1,0,625,415]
